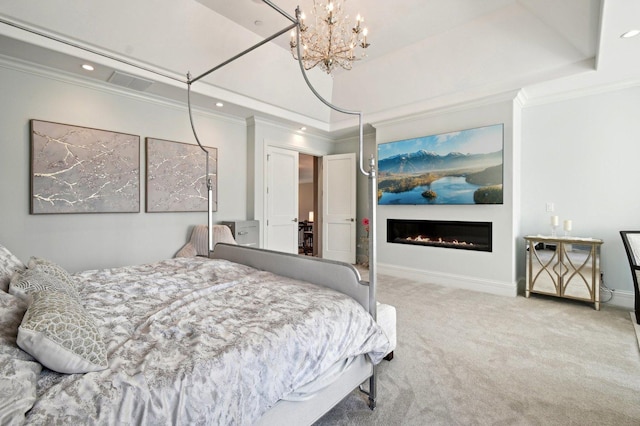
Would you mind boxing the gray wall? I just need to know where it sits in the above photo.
[373,99,519,297]
[520,86,640,305]
[2,55,638,308]
[0,60,247,272]
[351,86,639,307]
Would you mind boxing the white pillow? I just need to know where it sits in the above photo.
[17,291,108,374]
[0,244,25,293]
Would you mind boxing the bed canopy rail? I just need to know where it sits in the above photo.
[3,0,380,412]
[185,0,379,410]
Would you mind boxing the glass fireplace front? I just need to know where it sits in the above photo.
[387,219,492,252]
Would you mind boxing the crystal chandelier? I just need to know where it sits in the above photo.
[290,0,370,74]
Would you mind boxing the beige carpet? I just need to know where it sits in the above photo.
[314,271,640,425]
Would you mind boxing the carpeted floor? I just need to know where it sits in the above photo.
[314,271,640,425]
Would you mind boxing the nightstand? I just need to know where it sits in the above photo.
[524,235,603,310]
[222,220,259,248]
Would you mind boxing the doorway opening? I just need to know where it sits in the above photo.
[299,153,318,256]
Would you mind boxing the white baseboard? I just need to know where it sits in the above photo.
[377,263,635,311]
[377,263,518,297]
[602,289,634,310]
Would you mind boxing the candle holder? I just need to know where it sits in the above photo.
[550,215,559,237]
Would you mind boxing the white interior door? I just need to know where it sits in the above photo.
[266,146,299,253]
[322,153,356,263]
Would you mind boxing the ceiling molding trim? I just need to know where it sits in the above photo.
[0,21,334,133]
[247,116,335,143]
[513,90,528,109]
[0,54,246,126]
[0,18,187,85]
[371,90,522,131]
[333,128,377,145]
[521,78,640,108]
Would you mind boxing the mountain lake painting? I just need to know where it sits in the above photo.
[377,124,504,205]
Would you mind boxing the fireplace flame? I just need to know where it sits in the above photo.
[404,235,474,246]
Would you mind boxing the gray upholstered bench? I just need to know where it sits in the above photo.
[377,302,396,361]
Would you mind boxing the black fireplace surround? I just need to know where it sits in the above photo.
[387,219,492,252]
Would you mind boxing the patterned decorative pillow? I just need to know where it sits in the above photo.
[9,267,78,304]
[0,244,26,293]
[27,257,77,292]
[17,291,108,374]
[0,291,41,424]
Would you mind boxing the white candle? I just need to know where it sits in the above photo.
[564,219,572,232]
[550,216,559,226]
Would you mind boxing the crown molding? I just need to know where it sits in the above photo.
[0,53,246,126]
[246,116,335,143]
[371,90,521,130]
[520,77,640,108]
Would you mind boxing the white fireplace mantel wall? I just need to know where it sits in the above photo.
[372,94,521,297]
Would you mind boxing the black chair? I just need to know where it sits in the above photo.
[620,231,640,324]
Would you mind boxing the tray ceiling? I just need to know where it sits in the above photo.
[0,0,638,136]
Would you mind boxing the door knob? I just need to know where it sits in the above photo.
[346,218,355,222]
[293,218,298,222]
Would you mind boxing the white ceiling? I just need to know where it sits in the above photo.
[0,0,638,138]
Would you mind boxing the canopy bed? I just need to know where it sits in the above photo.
[0,0,386,423]
[1,242,390,425]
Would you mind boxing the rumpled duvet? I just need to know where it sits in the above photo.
[24,257,389,425]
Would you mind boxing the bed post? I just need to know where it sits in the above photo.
[367,154,378,409]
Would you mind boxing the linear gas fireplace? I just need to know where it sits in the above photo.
[387,219,492,252]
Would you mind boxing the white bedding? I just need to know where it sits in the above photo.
[21,257,389,425]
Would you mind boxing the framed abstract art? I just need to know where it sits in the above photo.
[145,138,217,213]
[30,120,140,214]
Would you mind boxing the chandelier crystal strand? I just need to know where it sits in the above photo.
[290,0,370,74]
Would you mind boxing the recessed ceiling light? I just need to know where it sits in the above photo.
[621,29,640,38]
[254,20,263,26]
[300,126,307,131]
[82,64,94,71]
[215,102,224,107]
